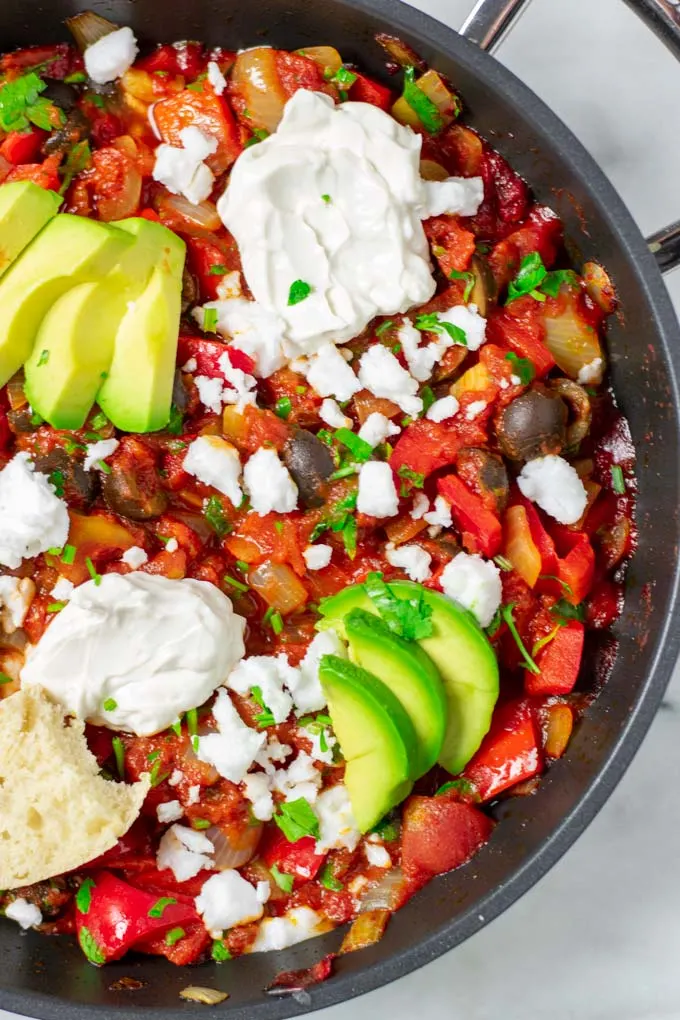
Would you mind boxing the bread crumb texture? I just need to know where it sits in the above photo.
[0,686,148,889]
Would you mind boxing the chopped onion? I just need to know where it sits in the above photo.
[296,46,342,75]
[207,822,263,870]
[543,292,603,380]
[375,33,427,72]
[231,48,287,133]
[180,987,229,1005]
[543,703,574,759]
[359,867,405,912]
[155,193,222,233]
[6,372,27,411]
[65,11,119,51]
[340,908,391,954]
[419,159,449,182]
[249,561,308,615]
[582,261,617,315]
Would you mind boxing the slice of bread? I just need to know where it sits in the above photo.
[0,686,149,890]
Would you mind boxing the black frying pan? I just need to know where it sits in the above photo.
[1,1,680,1017]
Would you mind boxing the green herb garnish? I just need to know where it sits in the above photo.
[334,427,373,463]
[318,861,344,892]
[449,268,475,303]
[204,494,230,537]
[363,571,433,641]
[505,351,535,385]
[402,66,444,135]
[78,926,106,965]
[610,464,626,494]
[85,556,101,586]
[202,306,218,332]
[251,685,276,728]
[103,698,117,712]
[75,877,96,914]
[550,598,586,624]
[274,798,320,843]
[275,396,292,419]
[501,602,540,674]
[375,320,394,337]
[111,736,125,779]
[288,279,312,306]
[270,864,295,893]
[212,940,232,961]
[208,264,228,275]
[165,927,186,946]
[414,312,467,346]
[148,897,177,918]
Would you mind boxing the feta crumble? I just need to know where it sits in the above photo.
[165,538,179,553]
[438,303,487,352]
[195,689,265,784]
[193,298,286,379]
[195,870,266,937]
[303,544,333,571]
[271,750,322,803]
[83,438,119,472]
[410,491,430,520]
[217,350,257,412]
[242,772,274,821]
[206,60,227,95]
[424,494,453,528]
[426,395,460,423]
[49,577,73,603]
[385,542,432,583]
[152,126,217,205]
[243,448,298,515]
[193,374,224,414]
[157,823,214,881]
[440,552,502,628]
[577,357,603,385]
[0,575,35,631]
[84,26,138,84]
[465,399,488,421]
[517,455,588,525]
[227,654,294,725]
[358,345,422,417]
[5,898,42,929]
[287,629,346,715]
[319,398,351,429]
[358,412,401,448]
[157,800,184,824]
[306,343,361,403]
[249,906,326,953]
[365,842,392,869]
[121,545,148,569]
[421,176,484,218]
[183,435,243,508]
[315,785,361,853]
[0,453,69,569]
[357,461,399,518]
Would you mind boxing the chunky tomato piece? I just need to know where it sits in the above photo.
[153,88,243,172]
[184,233,243,302]
[137,42,206,79]
[423,214,476,275]
[525,620,585,696]
[261,829,326,889]
[0,128,47,165]
[6,153,61,191]
[486,297,555,377]
[437,473,502,557]
[85,146,142,221]
[349,72,393,110]
[489,205,563,290]
[400,794,494,894]
[0,42,77,78]
[463,699,543,802]
[274,50,327,97]
[389,419,481,480]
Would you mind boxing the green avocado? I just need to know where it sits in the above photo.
[344,608,446,779]
[319,580,499,775]
[319,654,415,832]
[0,214,133,389]
[0,181,62,278]
[24,218,182,431]
[96,220,185,432]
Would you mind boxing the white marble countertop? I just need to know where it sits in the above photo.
[3,2,680,1018]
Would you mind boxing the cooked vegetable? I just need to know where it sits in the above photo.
[65,11,118,51]
[230,48,287,133]
[582,261,617,315]
[496,386,568,462]
[282,428,335,508]
[296,46,342,75]
[547,378,591,452]
[543,290,604,380]
[33,447,98,510]
[102,439,168,520]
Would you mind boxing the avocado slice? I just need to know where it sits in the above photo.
[0,214,133,389]
[24,218,182,431]
[0,181,62,278]
[319,654,416,832]
[344,608,446,779]
[319,580,499,776]
[96,221,185,432]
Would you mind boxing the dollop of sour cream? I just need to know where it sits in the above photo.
[21,573,246,736]
[218,90,437,357]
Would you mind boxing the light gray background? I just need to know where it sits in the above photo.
[3,1,680,1017]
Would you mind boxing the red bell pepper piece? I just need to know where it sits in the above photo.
[349,72,393,111]
[555,532,595,605]
[129,866,214,899]
[437,473,502,557]
[184,234,242,302]
[0,128,47,165]
[423,215,476,274]
[0,43,75,78]
[525,620,584,696]
[389,419,467,480]
[463,699,543,802]
[177,333,255,377]
[261,828,326,889]
[486,297,555,378]
[514,494,558,577]
[400,794,494,894]
[6,153,61,192]
[153,89,242,172]
[137,41,206,80]
[74,871,201,964]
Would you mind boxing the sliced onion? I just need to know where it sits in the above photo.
[419,159,449,182]
[155,193,222,233]
[375,33,427,72]
[207,822,263,870]
[296,46,342,75]
[582,261,617,315]
[231,48,287,133]
[65,11,118,51]
[340,908,391,954]
[6,372,27,411]
[359,867,405,912]
[543,293,603,380]
[91,147,142,222]
[249,561,308,615]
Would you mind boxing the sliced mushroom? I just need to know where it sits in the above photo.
[496,386,568,462]
[282,429,335,509]
[102,438,168,521]
[33,448,98,510]
[548,378,592,452]
[457,447,509,513]
[468,255,497,317]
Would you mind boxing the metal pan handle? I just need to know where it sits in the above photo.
[459,0,680,274]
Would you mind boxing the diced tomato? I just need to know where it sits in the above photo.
[154,514,204,561]
[184,233,243,302]
[467,148,529,241]
[46,511,139,585]
[261,828,326,889]
[137,42,206,79]
[389,419,474,480]
[437,473,502,557]
[525,620,584,696]
[225,513,305,575]
[0,128,47,165]
[162,448,192,491]
[274,50,327,98]
[153,88,243,172]
[138,919,211,966]
[423,214,476,275]
[86,145,142,221]
[463,699,543,802]
[488,205,563,291]
[554,531,595,605]
[400,794,494,894]
[6,153,61,191]
[486,296,555,377]
[349,72,393,111]
[1,43,76,78]
[586,579,623,629]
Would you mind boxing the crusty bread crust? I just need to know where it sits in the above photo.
[0,686,148,889]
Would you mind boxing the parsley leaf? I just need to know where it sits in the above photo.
[505,351,535,385]
[78,926,106,965]
[506,252,547,303]
[325,65,358,89]
[275,396,292,419]
[60,139,92,194]
[435,778,476,798]
[310,490,358,543]
[270,864,295,893]
[319,861,344,891]
[0,72,52,133]
[202,306,218,332]
[414,312,467,346]
[148,897,177,918]
[402,66,444,135]
[212,939,232,961]
[449,268,475,302]
[550,598,586,624]
[165,927,185,946]
[397,464,425,488]
[541,269,579,298]
[610,464,626,495]
[334,427,373,463]
[375,319,394,336]
[274,798,320,843]
[251,685,276,728]
[204,495,230,537]
[363,571,433,641]
[75,877,96,914]
[288,279,312,305]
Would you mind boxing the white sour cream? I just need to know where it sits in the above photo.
[21,573,246,736]
[217,90,437,358]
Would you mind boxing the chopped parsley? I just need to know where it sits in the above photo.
[202,306,218,333]
[111,736,125,779]
[541,269,579,297]
[60,139,92,194]
[505,351,535,385]
[49,469,65,497]
[270,864,295,893]
[63,438,86,455]
[192,818,211,830]
[310,491,358,552]
[420,384,435,414]
[167,404,183,435]
[610,464,626,494]
[85,556,101,586]
[212,939,232,961]
[274,797,320,843]
[275,396,292,419]
[506,252,547,303]
[148,897,177,918]
[363,571,433,641]
[539,574,574,597]
[449,268,475,302]
[370,816,399,841]
[0,673,13,684]
[186,707,198,737]
[0,71,64,133]
[414,311,467,346]
[318,861,343,892]
[165,927,186,946]
[550,598,586,624]
[494,554,513,572]
[334,427,373,463]
[208,264,228,275]
[204,494,230,537]
[340,514,357,559]
[46,601,66,613]
[435,777,476,798]
[251,685,276,728]
[397,464,425,488]
[288,279,312,306]
[375,319,394,337]
[500,603,540,674]
[270,610,284,635]
[532,624,563,658]
[325,65,358,89]
[402,66,444,135]
[103,698,117,712]
[37,349,49,367]
[223,573,249,593]
[78,926,106,965]
[321,194,331,204]
[149,758,170,788]
[75,877,96,914]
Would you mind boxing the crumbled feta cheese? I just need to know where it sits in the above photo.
[0,575,35,631]
[421,176,484,218]
[157,800,183,824]
[315,784,361,853]
[207,60,227,95]
[305,726,336,766]
[242,772,274,821]
[165,538,179,553]
[168,769,184,787]
[121,545,148,569]
[186,784,200,806]
[5,898,42,929]
[242,448,297,516]
[49,577,73,603]
[193,298,285,378]
[195,870,265,937]
[465,399,487,420]
[157,823,214,881]
[439,303,487,352]
[397,320,439,382]
[255,736,292,774]
[0,453,69,569]
[358,345,422,416]
[306,343,361,403]
[183,435,243,508]
[357,461,399,518]
[303,544,333,571]
[249,906,326,953]
[518,455,588,525]
[216,271,242,300]
[83,438,119,472]
[319,398,351,429]
[411,491,430,520]
[510,374,521,386]
[424,494,452,528]
[385,542,432,583]
[227,654,294,725]
[440,552,502,628]
[194,374,224,414]
[256,881,271,904]
[358,412,401,448]
[426,395,460,423]
[152,126,217,205]
[287,629,346,715]
[365,842,392,868]
[84,26,138,84]
[217,351,257,412]
[182,356,198,373]
[195,689,266,783]
[271,751,322,803]
[577,357,603,385]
